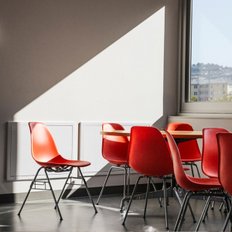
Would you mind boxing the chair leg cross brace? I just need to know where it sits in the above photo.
[174,191,225,231]
[18,166,98,220]
[78,167,98,214]
[122,176,170,229]
[18,167,43,217]
[44,169,63,220]
[17,167,63,220]
[55,167,74,207]
[96,165,130,212]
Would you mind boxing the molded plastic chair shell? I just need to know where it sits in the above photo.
[166,130,222,231]
[18,122,97,220]
[202,128,229,178]
[97,123,130,210]
[123,126,174,229]
[167,122,201,162]
[29,122,90,167]
[167,122,201,177]
[217,133,232,231]
[218,133,232,195]
[129,126,173,176]
[102,123,129,165]
[166,130,220,192]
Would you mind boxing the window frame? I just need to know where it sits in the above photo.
[179,0,232,115]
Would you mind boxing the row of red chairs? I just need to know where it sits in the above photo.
[97,122,231,231]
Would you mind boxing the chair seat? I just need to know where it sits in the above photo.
[182,158,201,162]
[37,155,91,168]
[109,160,128,166]
[186,175,221,191]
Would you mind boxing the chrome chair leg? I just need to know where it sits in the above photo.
[195,196,211,231]
[44,169,63,220]
[143,177,150,218]
[97,165,130,210]
[127,167,130,196]
[224,195,231,213]
[18,167,43,216]
[163,178,169,229]
[192,163,201,178]
[151,178,162,207]
[219,201,224,211]
[123,176,170,229]
[210,200,215,210]
[120,167,130,212]
[190,164,195,177]
[96,166,114,205]
[173,186,196,223]
[184,162,201,178]
[222,206,232,231]
[122,176,142,225]
[202,197,211,222]
[123,167,128,198]
[56,167,73,207]
[78,168,98,214]
[179,192,193,231]
[174,191,193,231]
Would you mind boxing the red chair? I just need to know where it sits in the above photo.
[217,133,232,231]
[200,128,229,213]
[167,122,201,177]
[122,126,174,229]
[165,130,223,231]
[96,123,130,211]
[18,122,97,220]
[202,128,229,178]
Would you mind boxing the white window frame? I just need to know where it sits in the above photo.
[179,0,232,115]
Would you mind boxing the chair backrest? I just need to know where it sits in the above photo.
[202,128,229,178]
[217,133,232,195]
[166,122,201,160]
[129,126,173,176]
[102,123,129,164]
[165,130,198,191]
[29,122,60,164]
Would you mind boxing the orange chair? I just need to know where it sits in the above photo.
[122,126,174,229]
[166,130,223,231]
[217,133,232,231]
[96,123,130,211]
[18,122,97,220]
[167,122,201,177]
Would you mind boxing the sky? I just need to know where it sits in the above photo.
[191,0,232,68]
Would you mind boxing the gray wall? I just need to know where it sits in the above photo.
[0,0,180,195]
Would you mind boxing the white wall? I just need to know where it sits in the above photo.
[0,0,181,196]
[14,8,165,123]
[8,8,166,193]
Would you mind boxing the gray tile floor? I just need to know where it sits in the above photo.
[0,195,229,232]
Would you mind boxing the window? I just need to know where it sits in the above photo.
[180,0,232,114]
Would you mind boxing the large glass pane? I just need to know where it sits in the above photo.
[190,0,232,102]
